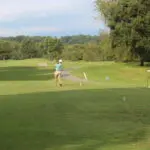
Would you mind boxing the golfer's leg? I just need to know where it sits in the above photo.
[58,74,62,86]
[56,77,58,86]
[54,72,58,86]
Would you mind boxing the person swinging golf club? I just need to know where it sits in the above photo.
[54,59,63,87]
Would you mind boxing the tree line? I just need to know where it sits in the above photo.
[0,32,148,64]
[0,34,123,62]
[0,36,63,60]
[0,35,106,61]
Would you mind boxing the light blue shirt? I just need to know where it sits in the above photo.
[55,63,63,71]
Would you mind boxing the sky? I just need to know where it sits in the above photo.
[0,0,108,37]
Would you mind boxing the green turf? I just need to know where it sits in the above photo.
[0,59,150,150]
[70,61,149,86]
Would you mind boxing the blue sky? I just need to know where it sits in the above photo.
[0,0,108,37]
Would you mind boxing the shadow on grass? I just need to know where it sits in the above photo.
[123,62,150,68]
[0,88,150,150]
[0,66,54,81]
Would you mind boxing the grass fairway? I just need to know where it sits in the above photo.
[0,59,150,150]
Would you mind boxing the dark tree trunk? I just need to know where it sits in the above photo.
[140,57,144,66]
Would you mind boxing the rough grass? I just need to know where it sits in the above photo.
[70,61,149,87]
[0,59,150,150]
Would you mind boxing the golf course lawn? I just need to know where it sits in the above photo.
[0,59,150,150]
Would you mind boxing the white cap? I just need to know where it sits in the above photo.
[59,59,62,63]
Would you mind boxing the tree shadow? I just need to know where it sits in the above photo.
[0,88,150,150]
[0,66,54,81]
[124,62,150,68]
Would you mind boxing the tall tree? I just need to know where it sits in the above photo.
[96,0,150,65]
[0,40,13,60]
[21,39,38,59]
[40,37,63,60]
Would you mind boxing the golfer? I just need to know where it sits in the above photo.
[54,59,63,86]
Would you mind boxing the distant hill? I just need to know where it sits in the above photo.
[60,35,100,44]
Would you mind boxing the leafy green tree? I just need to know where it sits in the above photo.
[96,0,150,65]
[0,40,13,60]
[40,37,63,60]
[62,44,84,61]
[10,42,22,60]
[21,39,38,59]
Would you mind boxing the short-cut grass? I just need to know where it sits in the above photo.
[0,59,150,150]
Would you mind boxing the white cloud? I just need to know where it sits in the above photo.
[0,0,103,36]
[0,0,94,22]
